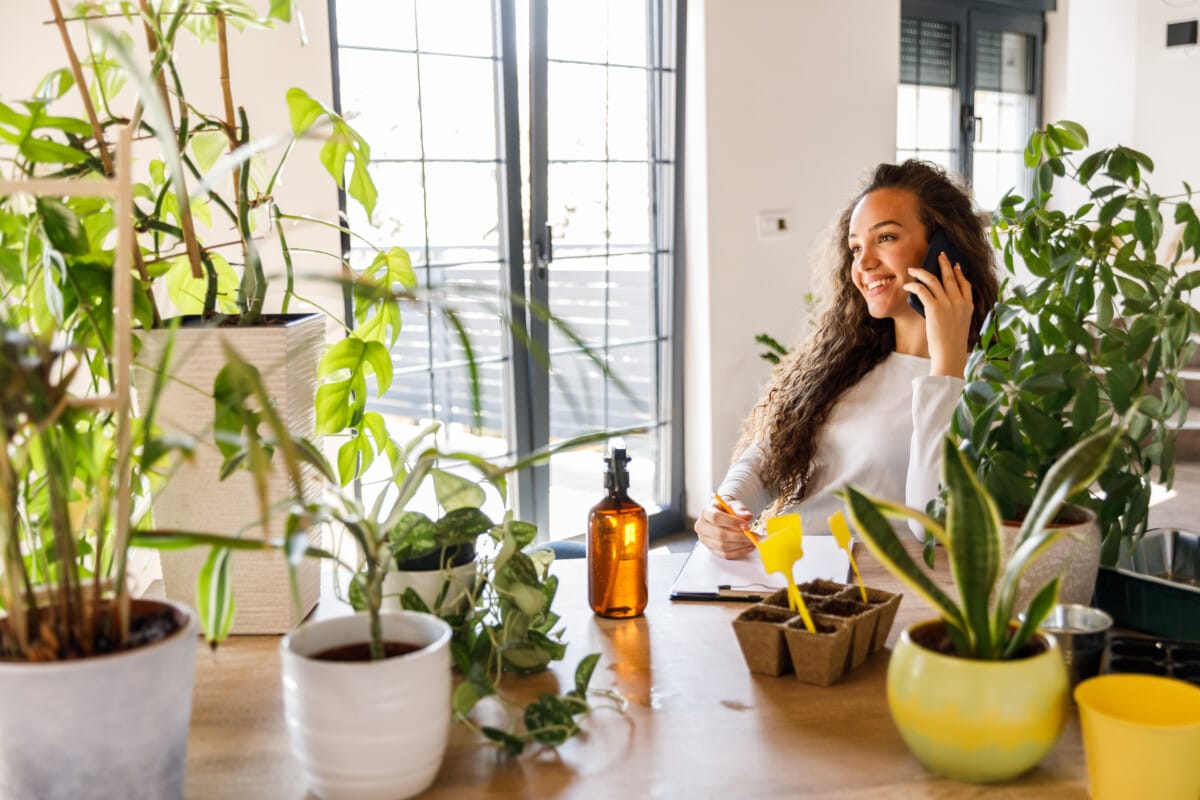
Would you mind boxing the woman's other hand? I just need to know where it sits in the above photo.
[904,251,973,377]
[694,497,757,559]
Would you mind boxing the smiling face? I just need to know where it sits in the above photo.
[847,187,930,321]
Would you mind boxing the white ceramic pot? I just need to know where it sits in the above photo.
[1001,504,1101,608]
[133,313,325,633]
[281,611,453,800]
[0,599,198,800]
[381,561,477,615]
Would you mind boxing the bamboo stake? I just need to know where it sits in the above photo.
[48,0,111,175]
[216,10,243,217]
[48,0,157,294]
[113,125,135,645]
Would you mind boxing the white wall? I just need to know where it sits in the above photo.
[1132,0,1200,193]
[683,0,900,519]
[1043,0,1139,210]
[1044,0,1200,206]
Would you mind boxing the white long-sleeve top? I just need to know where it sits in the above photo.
[716,352,963,538]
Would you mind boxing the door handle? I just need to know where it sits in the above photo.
[534,223,552,279]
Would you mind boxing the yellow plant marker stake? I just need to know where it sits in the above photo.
[759,514,816,633]
[829,511,868,603]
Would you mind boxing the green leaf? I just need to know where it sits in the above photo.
[190,130,229,173]
[435,507,493,543]
[1071,376,1100,433]
[1002,576,1061,658]
[37,198,89,255]
[574,652,601,695]
[452,681,482,716]
[942,440,1003,657]
[268,0,293,21]
[524,694,577,745]
[481,727,526,756]
[286,86,326,135]
[840,486,965,633]
[388,510,438,564]
[1054,120,1088,150]
[197,547,236,644]
[432,468,486,512]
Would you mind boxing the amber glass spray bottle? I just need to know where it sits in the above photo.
[588,444,648,618]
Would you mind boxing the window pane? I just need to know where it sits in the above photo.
[423,162,501,250]
[606,0,649,67]
[608,66,650,160]
[415,0,494,57]
[608,163,652,247]
[337,50,421,160]
[548,62,607,161]
[420,55,499,161]
[549,162,607,245]
[336,0,415,50]
[972,31,1036,209]
[547,253,655,352]
[895,84,958,167]
[548,0,606,63]
[900,18,956,87]
[347,162,426,250]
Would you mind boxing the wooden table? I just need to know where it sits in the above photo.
[186,541,1089,798]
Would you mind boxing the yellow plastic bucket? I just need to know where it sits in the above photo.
[1074,674,1200,800]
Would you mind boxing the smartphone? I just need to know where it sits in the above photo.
[908,228,969,318]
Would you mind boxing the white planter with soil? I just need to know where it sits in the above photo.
[381,542,479,615]
[0,599,198,800]
[133,314,325,633]
[1001,504,1101,608]
[281,610,453,800]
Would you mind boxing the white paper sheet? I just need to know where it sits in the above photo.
[669,537,851,600]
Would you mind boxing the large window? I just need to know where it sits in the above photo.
[898,0,1047,210]
[329,0,683,539]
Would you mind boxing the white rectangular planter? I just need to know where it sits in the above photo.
[134,314,325,633]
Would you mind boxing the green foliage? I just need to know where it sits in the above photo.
[136,353,628,754]
[956,120,1200,565]
[841,423,1122,660]
[0,320,189,660]
[755,333,790,365]
[0,1,395,450]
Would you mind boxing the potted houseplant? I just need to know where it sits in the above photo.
[951,120,1200,607]
[137,347,624,797]
[840,421,1123,783]
[0,314,197,799]
[1,2,408,630]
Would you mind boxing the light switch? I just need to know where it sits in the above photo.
[756,210,794,240]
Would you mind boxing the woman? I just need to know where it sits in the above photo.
[696,160,1000,559]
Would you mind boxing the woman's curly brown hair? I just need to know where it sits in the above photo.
[736,160,1000,514]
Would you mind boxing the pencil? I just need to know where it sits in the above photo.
[712,493,760,548]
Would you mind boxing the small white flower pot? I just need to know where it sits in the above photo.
[280,611,453,800]
[381,561,477,615]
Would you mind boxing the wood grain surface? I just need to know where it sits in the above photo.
[186,541,1089,799]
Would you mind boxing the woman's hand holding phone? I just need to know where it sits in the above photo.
[903,242,973,378]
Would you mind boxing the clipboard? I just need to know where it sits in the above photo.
[668,537,851,602]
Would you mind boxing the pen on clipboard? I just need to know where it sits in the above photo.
[712,493,759,548]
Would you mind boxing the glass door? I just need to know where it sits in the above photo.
[330,0,682,539]
[969,10,1041,210]
[528,0,681,538]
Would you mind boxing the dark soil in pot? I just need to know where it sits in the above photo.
[911,620,1050,659]
[0,598,184,661]
[396,540,477,572]
[312,641,426,662]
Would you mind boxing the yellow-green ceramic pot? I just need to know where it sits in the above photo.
[887,618,1069,783]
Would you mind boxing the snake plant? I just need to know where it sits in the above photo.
[840,423,1122,660]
